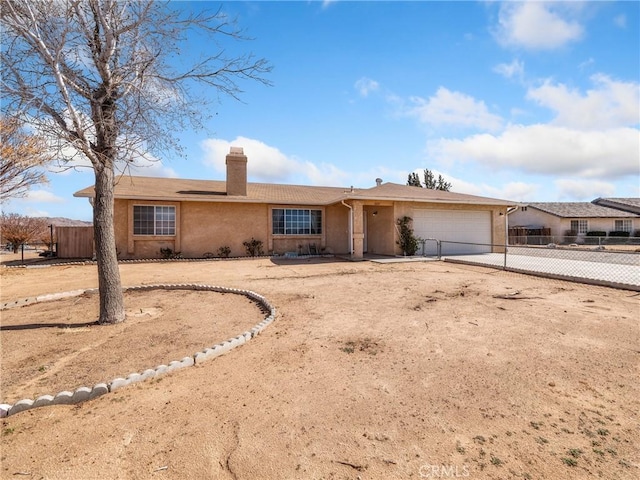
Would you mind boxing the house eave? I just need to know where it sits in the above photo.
[341,194,517,207]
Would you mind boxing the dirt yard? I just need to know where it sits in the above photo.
[0,256,638,480]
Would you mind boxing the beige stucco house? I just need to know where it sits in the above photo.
[508,200,639,243]
[75,147,515,260]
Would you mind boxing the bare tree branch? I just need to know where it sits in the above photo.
[0,117,50,201]
[1,0,271,324]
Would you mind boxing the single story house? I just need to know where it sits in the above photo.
[508,200,639,243]
[75,147,516,259]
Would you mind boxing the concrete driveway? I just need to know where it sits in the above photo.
[442,250,640,290]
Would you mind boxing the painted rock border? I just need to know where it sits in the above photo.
[0,284,276,417]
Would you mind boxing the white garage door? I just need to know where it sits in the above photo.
[412,209,492,255]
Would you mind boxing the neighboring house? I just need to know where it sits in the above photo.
[75,147,515,259]
[592,197,640,215]
[508,200,639,243]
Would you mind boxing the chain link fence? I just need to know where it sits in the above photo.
[434,240,640,291]
[508,233,640,248]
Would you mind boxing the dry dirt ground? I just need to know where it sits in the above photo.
[0,254,638,480]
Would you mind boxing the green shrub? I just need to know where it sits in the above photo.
[396,216,419,256]
[608,231,630,237]
[217,245,231,258]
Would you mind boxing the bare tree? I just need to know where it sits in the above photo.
[0,117,50,201]
[1,1,271,324]
[0,213,48,253]
[36,223,56,253]
[407,169,452,191]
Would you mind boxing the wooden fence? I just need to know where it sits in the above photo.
[508,227,552,245]
[56,226,94,259]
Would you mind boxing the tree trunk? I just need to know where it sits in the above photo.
[93,164,125,324]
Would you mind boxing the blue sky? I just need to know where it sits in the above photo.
[4,0,639,221]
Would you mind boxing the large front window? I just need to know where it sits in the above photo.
[570,219,588,234]
[614,219,632,232]
[133,205,175,235]
[272,208,322,235]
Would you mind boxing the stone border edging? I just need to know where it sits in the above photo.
[1,253,334,269]
[0,283,276,418]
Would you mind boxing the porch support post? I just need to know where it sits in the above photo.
[352,201,364,259]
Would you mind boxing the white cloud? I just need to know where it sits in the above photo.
[200,136,357,186]
[526,74,640,130]
[201,136,301,182]
[578,57,595,71]
[430,124,639,179]
[48,152,178,179]
[483,182,540,202]
[447,177,483,196]
[199,137,417,188]
[125,154,179,178]
[408,87,503,132]
[302,161,350,186]
[554,179,616,200]
[613,14,626,28]
[23,207,52,217]
[46,145,93,175]
[354,77,380,97]
[41,128,179,179]
[495,2,584,50]
[1,189,91,219]
[406,168,537,202]
[21,189,66,204]
[493,59,525,80]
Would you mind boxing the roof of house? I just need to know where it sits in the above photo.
[74,176,516,207]
[526,202,638,218]
[592,197,640,215]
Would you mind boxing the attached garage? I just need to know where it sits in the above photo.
[412,209,492,255]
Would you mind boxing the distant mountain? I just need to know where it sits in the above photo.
[38,217,92,227]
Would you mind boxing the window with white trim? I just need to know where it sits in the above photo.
[614,219,632,232]
[570,219,588,234]
[272,208,322,235]
[133,205,175,236]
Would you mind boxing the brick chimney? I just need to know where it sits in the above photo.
[226,146,247,196]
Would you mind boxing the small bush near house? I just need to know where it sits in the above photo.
[396,216,420,256]
[608,231,630,237]
[159,247,182,259]
[563,230,577,244]
[242,238,264,256]
[217,245,231,258]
